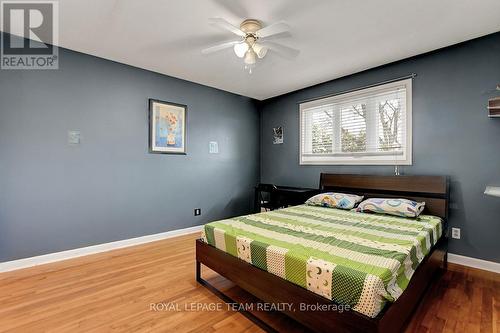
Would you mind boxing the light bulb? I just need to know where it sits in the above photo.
[233,42,249,58]
[244,49,256,65]
[252,43,268,59]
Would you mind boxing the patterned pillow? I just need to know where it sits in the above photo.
[356,198,425,218]
[305,192,364,210]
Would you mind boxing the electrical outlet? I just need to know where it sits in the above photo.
[451,227,461,239]
[194,208,201,216]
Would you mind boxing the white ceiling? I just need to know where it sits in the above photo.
[41,1,500,99]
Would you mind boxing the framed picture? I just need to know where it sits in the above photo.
[273,126,283,144]
[149,99,187,154]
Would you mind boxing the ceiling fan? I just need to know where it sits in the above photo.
[201,18,299,73]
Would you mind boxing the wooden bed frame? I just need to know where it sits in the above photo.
[196,174,449,333]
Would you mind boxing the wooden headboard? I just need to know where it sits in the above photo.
[319,173,449,220]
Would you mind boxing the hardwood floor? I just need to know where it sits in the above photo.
[0,233,498,332]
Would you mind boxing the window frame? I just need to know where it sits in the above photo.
[299,78,412,165]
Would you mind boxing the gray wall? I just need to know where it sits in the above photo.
[0,39,260,262]
[259,32,500,263]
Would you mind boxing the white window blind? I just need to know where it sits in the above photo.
[300,79,412,165]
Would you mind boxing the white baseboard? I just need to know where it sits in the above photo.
[448,253,500,273]
[0,225,203,273]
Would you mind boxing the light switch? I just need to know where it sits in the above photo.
[209,141,219,154]
[68,130,81,145]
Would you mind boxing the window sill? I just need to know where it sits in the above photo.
[299,156,412,166]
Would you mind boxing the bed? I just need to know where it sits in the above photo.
[196,174,449,333]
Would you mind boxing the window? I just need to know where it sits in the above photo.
[300,79,412,165]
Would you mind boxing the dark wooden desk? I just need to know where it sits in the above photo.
[254,185,319,212]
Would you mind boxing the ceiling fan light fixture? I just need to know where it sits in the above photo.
[244,49,256,65]
[252,43,268,59]
[202,17,298,74]
[233,42,249,58]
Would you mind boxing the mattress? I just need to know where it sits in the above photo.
[201,204,442,318]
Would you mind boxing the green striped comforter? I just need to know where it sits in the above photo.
[201,205,442,317]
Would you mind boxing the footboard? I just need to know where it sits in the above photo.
[196,237,446,333]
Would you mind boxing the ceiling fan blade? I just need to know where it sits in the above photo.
[256,21,290,38]
[208,18,246,37]
[201,40,240,54]
[260,41,300,59]
[259,31,292,41]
